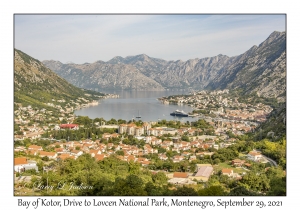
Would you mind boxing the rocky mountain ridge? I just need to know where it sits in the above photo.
[43,31,286,101]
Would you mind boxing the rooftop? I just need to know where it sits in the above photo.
[195,166,213,178]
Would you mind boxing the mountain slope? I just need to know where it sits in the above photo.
[14,49,102,109]
[43,59,164,91]
[207,31,286,102]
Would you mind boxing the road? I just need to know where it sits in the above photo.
[262,155,278,167]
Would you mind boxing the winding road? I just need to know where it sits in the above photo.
[262,155,278,167]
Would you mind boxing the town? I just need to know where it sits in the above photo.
[159,90,274,136]
[14,90,286,196]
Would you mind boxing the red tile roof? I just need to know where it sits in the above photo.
[58,154,75,160]
[60,124,78,129]
[94,154,105,161]
[14,157,27,165]
[28,145,43,150]
[173,172,188,178]
[222,168,233,174]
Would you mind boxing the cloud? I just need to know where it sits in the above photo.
[14,14,285,63]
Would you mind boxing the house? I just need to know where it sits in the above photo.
[118,124,128,134]
[231,159,245,167]
[147,128,164,136]
[161,145,170,151]
[28,145,43,151]
[196,152,214,157]
[150,137,162,145]
[191,141,200,148]
[14,157,27,172]
[14,157,38,173]
[94,154,106,161]
[135,127,144,136]
[192,165,214,182]
[24,132,42,139]
[213,144,219,150]
[57,154,75,160]
[89,149,101,157]
[168,178,197,185]
[54,147,67,154]
[59,124,79,130]
[127,155,136,162]
[158,154,168,161]
[107,143,114,149]
[168,172,196,185]
[222,168,241,179]
[38,151,57,159]
[14,146,26,152]
[182,152,191,157]
[172,147,180,153]
[70,150,83,157]
[247,151,262,162]
[136,157,148,163]
[26,150,38,156]
[173,155,184,163]
[173,172,189,179]
[141,161,151,166]
[162,140,173,147]
[222,168,234,177]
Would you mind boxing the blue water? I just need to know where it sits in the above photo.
[74,90,196,122]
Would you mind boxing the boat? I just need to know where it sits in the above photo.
[136,110,141,118]
[170,110,189,117]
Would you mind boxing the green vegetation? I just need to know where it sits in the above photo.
[14,151,285,196]
[14,49,104,113]
[253,104,286,140]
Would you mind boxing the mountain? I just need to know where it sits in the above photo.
[43,31,286,101]
[14,49,102,110]
[107,53,233,90]
[253,103,286,140]
[207,31,286,102]
[42,59,165,91]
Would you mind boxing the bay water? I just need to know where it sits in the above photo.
[74,90,196,122]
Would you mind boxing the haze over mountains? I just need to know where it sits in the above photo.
[42,31,285,102]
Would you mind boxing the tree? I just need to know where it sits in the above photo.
[265,167,286,196]
[267,176,286,196]
[112,175,147,196]
[229,186,259,196]
[198,185,227,196]
[42,156,49,161]
[158,147,166,154]
[128,160,140,174]
[240,171,270,192]
[213,158,220,165]
[181,135,189,142]
[152,172,168,186]
[173,186,198,196]
[145,182,165,196]
[115,150,124,156]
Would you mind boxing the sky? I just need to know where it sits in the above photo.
[14,14,286,64]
